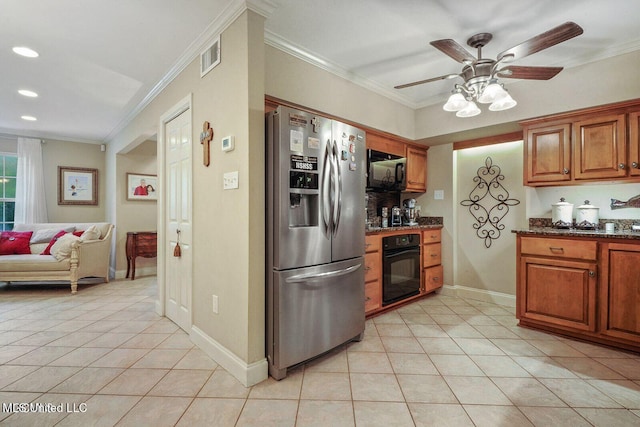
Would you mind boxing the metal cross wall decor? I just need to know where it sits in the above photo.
[460,157,520,248]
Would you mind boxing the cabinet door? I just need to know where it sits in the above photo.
[365,280,381,314]
[405,147,427,193]
[423,265,443,293]
[519,256,597,331]
[629,111,640,177]
[364,251,381,283]
[524,123,571,184]
[423,243,441,268]
[572,114,627,180]
[600,243,640,342]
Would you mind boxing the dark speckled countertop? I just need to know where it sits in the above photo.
[366,216,443,235]
[511,227,640,240]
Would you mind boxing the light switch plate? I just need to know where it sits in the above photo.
[434,190,444,200]
[223,171,239,190]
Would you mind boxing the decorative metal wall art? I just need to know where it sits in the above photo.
[460,157,520,248]
[611,194,640,209]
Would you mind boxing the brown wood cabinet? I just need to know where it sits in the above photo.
[516,234,640,353]
[524,123,571,184]
[364,235,382,314]
[405,146,427,193]
[126,231,157,280]
[599,242,640,342]
[629,111,640,177]
[521,99,640,186]
[572,114,626,180]
[422,229,443,294]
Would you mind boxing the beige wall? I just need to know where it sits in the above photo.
[42,140,106,223]
[265,45,415,139]
[105,10,266,380]
[115,140,158,277]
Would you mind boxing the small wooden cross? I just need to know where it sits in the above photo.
[200,121,214,166]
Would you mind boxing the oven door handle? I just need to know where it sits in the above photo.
[285,263,362,283]
[385,248,420,258]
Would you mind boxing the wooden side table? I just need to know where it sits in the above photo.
[126,231,157,280]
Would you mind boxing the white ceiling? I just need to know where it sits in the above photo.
[2,0,640,143]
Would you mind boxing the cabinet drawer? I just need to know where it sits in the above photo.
[423,243,441,267]
[424,265,443,293]
[364,252,381,282]
[422,229,441,244]
[365,280,381,313]
[520,237,597,261]
[365,235,381,253]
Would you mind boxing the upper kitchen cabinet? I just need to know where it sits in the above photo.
[366,132,405,157]
[405,146,427,193]
[524,123,571,184]
[572,114,626,180]
[521,99,640,186]
[629,111,640,177]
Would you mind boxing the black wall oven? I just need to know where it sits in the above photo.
[382,233,421,306]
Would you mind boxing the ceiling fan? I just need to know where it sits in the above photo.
[395,22,584,117]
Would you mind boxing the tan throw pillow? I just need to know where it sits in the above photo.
[50,233,81,260]
[30,226,75,244]
[79,225,101,241]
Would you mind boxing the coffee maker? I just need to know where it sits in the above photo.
[403,198,418,226]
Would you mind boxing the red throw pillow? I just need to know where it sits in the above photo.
[73,230,83,237]
[41,230,68,255]
[0,231,33,255]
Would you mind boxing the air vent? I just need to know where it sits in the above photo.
[200,36,221,77]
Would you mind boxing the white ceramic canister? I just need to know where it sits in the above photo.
[575,200,599,228]
[551,197,573,227]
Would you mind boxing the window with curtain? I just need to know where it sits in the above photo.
[0,153,17,230]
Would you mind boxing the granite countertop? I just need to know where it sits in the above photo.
[511,227,640,240]
[366,224,443,235]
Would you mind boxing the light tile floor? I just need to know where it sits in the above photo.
[1,277,640,426]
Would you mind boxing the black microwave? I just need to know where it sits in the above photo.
[367,149,406,192]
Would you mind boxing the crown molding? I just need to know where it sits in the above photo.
[264,29,420,110]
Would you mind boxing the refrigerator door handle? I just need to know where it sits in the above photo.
[284,263,362,283]
[321,140,332,234]
[331,140,342,235]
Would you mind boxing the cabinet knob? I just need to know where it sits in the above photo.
[589,271,595,278]
[364,266,371,272]
[563,168,570,174]
[619,163,626,170]
[632,162,639,169]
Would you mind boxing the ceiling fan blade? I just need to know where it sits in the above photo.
[497,22,583,62]
[430,39,475,63]
[497,65,564,80]
[394,73,459,89]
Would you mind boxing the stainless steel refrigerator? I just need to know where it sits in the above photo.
[266,106,366,380]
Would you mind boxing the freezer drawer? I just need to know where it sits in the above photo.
[268,257,365,379]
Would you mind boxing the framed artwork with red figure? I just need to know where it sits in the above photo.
[127,173,157,201]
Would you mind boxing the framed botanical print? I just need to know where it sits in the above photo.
[127,173,158,201]
[58,166,98,205]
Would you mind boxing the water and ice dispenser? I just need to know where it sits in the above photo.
[288,155,319,227]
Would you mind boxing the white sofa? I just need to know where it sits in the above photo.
[0,222,114,294]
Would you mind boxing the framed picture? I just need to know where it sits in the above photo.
[127,173,158,201]
[58,166,98,205]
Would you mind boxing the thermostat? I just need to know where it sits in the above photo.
[222,135,235,152]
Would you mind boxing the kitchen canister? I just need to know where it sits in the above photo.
[551,197,573,228]
[575,200,599,229]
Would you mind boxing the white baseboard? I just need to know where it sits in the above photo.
[190,325,268,387]
[439,284,516,308]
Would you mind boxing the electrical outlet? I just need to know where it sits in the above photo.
[223,171,239,190]
[434,190,444,200]
[212,295,219,314]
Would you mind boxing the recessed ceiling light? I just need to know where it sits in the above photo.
[18,89,38,98]
[21,115,37,121]
[12,46,39,58]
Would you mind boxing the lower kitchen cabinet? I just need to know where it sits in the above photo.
[516,234,640,352]
[599,242,640,342]
[364,235,381,314]
[422,229,443,293]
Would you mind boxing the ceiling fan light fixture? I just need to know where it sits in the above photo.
[489,93,517,111]
[443,92,468,112]
[477,80,507,104]
[455,100,481,118]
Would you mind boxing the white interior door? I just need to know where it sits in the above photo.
[164,108,192,332]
